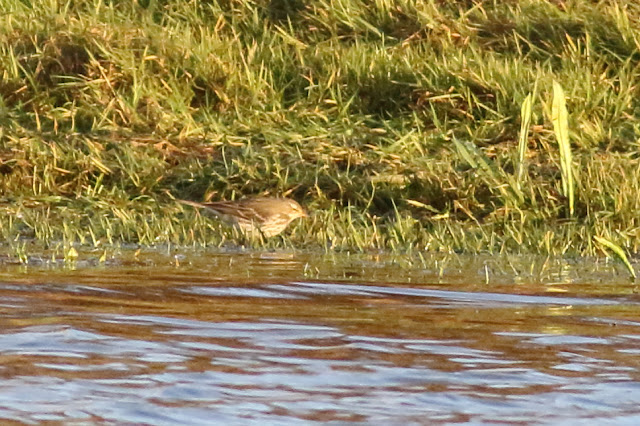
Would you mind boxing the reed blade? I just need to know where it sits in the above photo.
[594,236,636,279]
[515,93,533,189]
[551,81,575,216]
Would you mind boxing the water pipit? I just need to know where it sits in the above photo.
[179,197,307,237]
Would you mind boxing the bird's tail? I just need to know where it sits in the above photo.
[177,199,207,209]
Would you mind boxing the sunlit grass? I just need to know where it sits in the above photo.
[0,0,639,257]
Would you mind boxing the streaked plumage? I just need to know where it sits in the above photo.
[179,197,307,237]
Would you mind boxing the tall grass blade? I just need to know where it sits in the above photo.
[515,93,533,189]
[551,81,574,215]
[594,236,636,279]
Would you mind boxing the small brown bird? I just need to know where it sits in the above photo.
[179,197,307,237]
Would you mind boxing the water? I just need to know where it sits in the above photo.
[0,251,639,424]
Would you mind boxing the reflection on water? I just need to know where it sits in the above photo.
[0,251,638,424]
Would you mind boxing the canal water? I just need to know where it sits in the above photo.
[0,250,638,424]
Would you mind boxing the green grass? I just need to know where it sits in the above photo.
[1,0,640,257]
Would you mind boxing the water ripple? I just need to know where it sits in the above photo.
[0,254,637,423]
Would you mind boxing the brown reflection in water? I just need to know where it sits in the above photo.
[0,273,638,374]
[0,252,638,423]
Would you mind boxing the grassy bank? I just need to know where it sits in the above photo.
[1,0,640,256]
